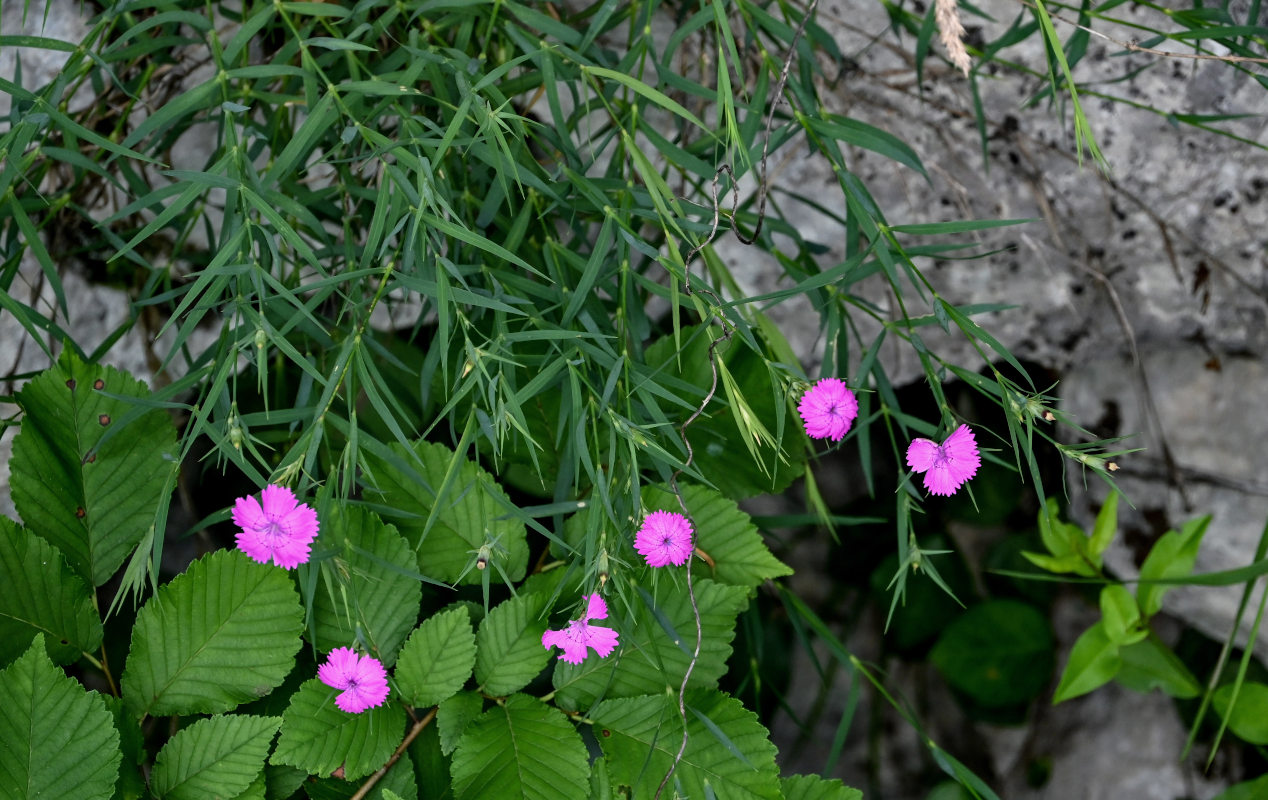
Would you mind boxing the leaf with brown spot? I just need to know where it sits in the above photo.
[11,350,178,586]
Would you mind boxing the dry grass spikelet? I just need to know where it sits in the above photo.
[935,0,972,76]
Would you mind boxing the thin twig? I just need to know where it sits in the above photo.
[349,707,437,800]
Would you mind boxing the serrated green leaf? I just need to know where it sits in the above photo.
[272,679,406,781]
[930,600,1053,707]
[263,763,307,800]
[151,714,281,800]
[364,440,527,585]
[11,350,177,585]
[437,691,484,756]
[475,593,550,696]
[781,774,864,800]
[641,484,792,589]
[303,751,416,799]
[0,517,102,667]
[122,550,304,718]
[231,770,267,800]
[592,690,781,800]
[396,607,477,707]
[450,694,588,800]
[104,695,147,800]
[1052,621,1121,703]
[310,506,421,667]
[552,579,748,711]
[0,636,120,800]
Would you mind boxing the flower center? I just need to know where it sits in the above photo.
[264,521,285,541]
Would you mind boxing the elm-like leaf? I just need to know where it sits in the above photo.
[450,694,588,800]
[151,714,281,800]
[781,774,864,800]
[396,607,477,707]
[475,592,550,697]
[309,505,421,667]
[121,549,304,718]
[362,440,527,584]
[271,679,406,781]
[0,516,102,667]
[11,350,177,585]
[552,578,748,711]
[0,635,120,800]
[641,483,792,590]
[591,690,781,800]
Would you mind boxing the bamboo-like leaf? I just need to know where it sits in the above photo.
[151,715,281,800]
[121,550,304,718]
[0,636,120,800]
[309,506,421,667]
[450,694,588,800]
[271,679,406,781]
[396,607,477,707]
[11,350,178,585]
[0,517,102,667]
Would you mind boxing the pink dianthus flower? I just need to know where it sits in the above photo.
[317,647,390,713]
[634,510,693,567]
[541,593,620,665]
[231,484,319,569]
[798,378,858,441]
[906,424,981,497]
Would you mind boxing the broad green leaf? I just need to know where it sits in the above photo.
[450,694,588,800]
[0,636,120,800]
[552,579,749,711]
[0,517,102,667]
[104,695,147,800]
[11,350,177,585]
[303,751,416,799]
[310,506,421,667]
[475,593,550,696]
[1052,621,1121,703]
[272,679,406,781]
[437,691,484,756]
[641,484,792,590]
[364,440,528,584]
[781,774,864,800]
[1088,491,1120,560]
[1138,515,1212,618]
[592,690,781,800]
[1115,638,1200,699]
[1099,585,1145,646]
[396,607,477,707]
[1214,774,1268,800]
[151,714,281,800]
[929,600,1053,707]
[231,770,266,800]
[122,550,304,718]
[1213,682,1268,744]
